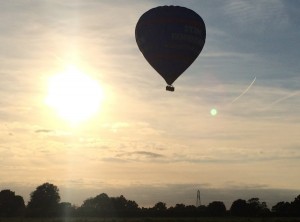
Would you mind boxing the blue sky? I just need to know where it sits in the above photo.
[0,0,299,208]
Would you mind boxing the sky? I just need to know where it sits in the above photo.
[0,0,299,209]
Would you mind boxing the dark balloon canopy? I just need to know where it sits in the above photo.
[135,6,206,91]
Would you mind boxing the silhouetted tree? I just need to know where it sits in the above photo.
[272,201,291,217]
[153,201,167,211]
[207,201,226,216]
[196,205,207,216]
[111,195,139,217]
[151,201,167,217]
[184,205,198,217]
[247,197,270,217]
[79,193,113,217]
[27,182,60,217]
[290,195,300,216]
[0,190,25,217]
[78,193,139,217]
[140,207,149,217]
[167,203,187,217]
[58,202,76,217]
[230,199,249,216]
[3,182,298,218]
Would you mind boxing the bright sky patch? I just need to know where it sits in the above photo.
[45,65,104,125]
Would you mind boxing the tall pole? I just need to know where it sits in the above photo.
[196,190,201,207]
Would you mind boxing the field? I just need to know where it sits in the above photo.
[0,218,300,222]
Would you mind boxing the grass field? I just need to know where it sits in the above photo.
[0,218,300,222]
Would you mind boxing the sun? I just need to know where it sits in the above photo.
[45,65,104,125]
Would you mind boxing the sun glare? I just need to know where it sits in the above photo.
[46,65,104,125]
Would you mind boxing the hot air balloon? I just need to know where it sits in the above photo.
[135,6,206,91]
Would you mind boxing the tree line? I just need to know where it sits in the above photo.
[0,182,299,218]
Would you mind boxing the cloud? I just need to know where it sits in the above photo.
[104,122,130,133]
[224,0,289,32]
[116,151,165,161]
[35,129,54,133]
[101,157,129,163]
[263,90,299,110]
[166,145,300,164]
[101,121,164,136]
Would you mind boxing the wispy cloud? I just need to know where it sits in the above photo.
[35,129,54,133]
[116,151,165,161]
[224,0,289,32]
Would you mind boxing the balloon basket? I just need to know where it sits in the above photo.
[166,85,175,91]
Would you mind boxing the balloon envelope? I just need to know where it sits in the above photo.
[135,6,206,88]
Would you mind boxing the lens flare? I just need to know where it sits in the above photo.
[210,108,218,116]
